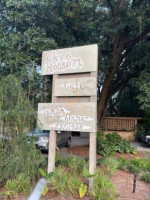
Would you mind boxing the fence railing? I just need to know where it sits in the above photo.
[101,117,140,131]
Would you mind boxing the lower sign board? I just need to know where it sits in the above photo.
[38,103,97,132]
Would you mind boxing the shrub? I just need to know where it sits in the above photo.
[127,163,141,174]
[40,166,82,196]
[97,157,119,175]
[59,155,88,176]
[0,134,42,186]
[89,169,116,200]
[0,75,42,186]
[128,158,150,172]
[1,173,31,199]
[67,175,81,196]
[50,167,69,194]
[117,157,127,170]
[97,132,136,156]
[141,172,150,183]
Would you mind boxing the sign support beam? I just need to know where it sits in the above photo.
[89,71,97,187]
[47,75,58,173]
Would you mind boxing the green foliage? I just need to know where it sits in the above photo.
[0,75,42,186]
[127,163,141,175]
[133,71,150,113]
[127,158,150,172]
[82,166,93,178]
[1,173,31,199]
[39,169,53,180]
[140,172,150,184]
[49,166,68,194]
[89,169,116,200]
[98,157,119,175]
[135,117,150,141]
[97,132,136,157]
[116,157,127,170]
[58,155,88,176]
[67,175,82,196]
[0,75,35,133]
[0,0,149,120]
[0,133,42,186]
[40,166,82,196]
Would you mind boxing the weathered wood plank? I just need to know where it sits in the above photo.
[41,44,98,75]
[38,102,97,132]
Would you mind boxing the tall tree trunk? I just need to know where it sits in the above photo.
[97,78,112,130]
[98,36,122,129]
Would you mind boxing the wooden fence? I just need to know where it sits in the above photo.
[101,117,140,131]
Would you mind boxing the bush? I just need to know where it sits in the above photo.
[40,166,82,196]
[97,132,136,156]
[127,158,150,172]
[89,169,116,200]
[127,163,141,174]
[0,134,42,186]
[50,167,69,194]
[1,173,31,199]
[117,157,127,170]
[97,157,119,175]
[58,155,88,176]
[0,75,43,187]
[141,172,150,183]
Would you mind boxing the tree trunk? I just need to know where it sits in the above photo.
[97,78,112,130]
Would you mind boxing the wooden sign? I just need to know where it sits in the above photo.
[38,102,97,132]
[41,44,98,75]
[54,77,97,96]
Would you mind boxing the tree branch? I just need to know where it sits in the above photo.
[126,26,150,50]
[106,0,114,14]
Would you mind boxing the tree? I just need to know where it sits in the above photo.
[0,0,150,128]
[108,83,145,117]
[133,70,150,113]
[0,75,35,134]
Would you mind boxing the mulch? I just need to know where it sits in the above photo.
[112,170,150,200]
[68,145,143,159]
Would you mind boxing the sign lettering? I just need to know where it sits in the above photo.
[41,45,98,75]
[38,103,97,132]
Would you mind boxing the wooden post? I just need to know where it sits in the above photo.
[48,130,56,173]
[89,71,97,187]
[89,132,97,187]
[47,75,58,173]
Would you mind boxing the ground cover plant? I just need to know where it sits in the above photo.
[97,132,136,157]
[98,156,150,185]
[39,155,117,200]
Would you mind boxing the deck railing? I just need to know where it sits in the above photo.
[101,117,140,131]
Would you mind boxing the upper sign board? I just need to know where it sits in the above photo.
[54,77,97,96]
[41,44,98,75]
[38,103,97,132]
